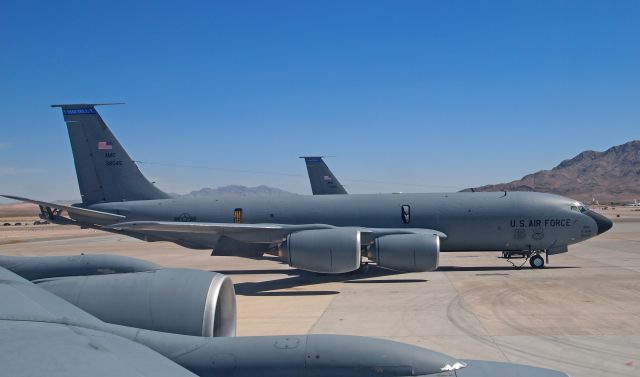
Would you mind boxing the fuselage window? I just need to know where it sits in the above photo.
[570,204,588,213]
[401,205,410,224]
[233,208,243,224]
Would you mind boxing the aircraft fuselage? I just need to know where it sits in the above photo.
[84,191,607,252]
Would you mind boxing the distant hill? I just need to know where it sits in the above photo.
[462,140,640,203]
[173,185,297,198]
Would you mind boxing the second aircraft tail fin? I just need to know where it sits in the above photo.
[300,156,348,195]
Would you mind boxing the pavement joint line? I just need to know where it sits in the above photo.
[308,280,340,334]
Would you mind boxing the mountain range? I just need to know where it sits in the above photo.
[172,185,297,198]
[462,140,640,203]
[4,141,639,211]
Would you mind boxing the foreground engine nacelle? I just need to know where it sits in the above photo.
[283,228,362,273]
[0,254,159,281]
[36,268,236,337]
[368,234,440,272]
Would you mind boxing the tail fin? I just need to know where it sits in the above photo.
[52,104,170,204]
[300,156,348,195]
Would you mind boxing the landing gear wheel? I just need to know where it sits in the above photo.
[530,255,545,269]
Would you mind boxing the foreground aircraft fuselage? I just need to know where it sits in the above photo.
[86,191,609,253]
[0,254,570,377]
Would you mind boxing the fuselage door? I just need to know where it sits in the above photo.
[233,208,243,224]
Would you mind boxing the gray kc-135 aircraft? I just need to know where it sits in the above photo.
[0,253,569,376]
[3,104,612,272]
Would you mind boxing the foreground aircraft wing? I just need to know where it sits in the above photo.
[105,221,446,244]
[1,194,125,223]
[0,266,197,377]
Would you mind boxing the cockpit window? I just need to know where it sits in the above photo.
[570,204,588,213]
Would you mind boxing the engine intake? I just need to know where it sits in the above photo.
[369,234,440,272]
[36,268,236,337]
[283,228,362,273]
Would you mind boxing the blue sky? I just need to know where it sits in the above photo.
[1,1,638,202]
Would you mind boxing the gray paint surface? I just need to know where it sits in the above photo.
[301,156,348,195]
[0,227,636,377]
[0,256,569,376]
[89,191,609,252]
[0,253,159,280]
[52,104,170,203]
[0,264,197,377]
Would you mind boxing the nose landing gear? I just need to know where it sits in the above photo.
[529,254,545,269]
[502,250,547,269]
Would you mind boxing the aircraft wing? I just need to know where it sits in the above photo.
[105,221,446,244]
[1,194,125,223]
[106,221,336,243]
[0,266,197,377]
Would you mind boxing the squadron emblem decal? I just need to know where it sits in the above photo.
[174,213,196,222]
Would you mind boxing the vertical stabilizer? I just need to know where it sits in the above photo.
[52,104,170,204]
[300,156,348,195]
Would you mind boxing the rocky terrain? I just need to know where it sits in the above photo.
[463,140,640,203]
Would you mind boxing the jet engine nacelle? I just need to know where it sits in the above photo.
[36,268,236,337]
[369,234,440,272]
[283,228,362,273]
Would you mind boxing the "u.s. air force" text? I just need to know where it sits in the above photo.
[510,218,572,228]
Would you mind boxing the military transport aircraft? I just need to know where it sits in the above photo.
[0,253,569,376]
[3,104,612,272]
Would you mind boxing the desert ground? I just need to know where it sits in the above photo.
[1,203,639,377]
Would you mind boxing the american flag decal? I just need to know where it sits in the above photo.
[98,141,113,150]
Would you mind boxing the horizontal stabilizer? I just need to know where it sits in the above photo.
[1,195,125,223]
[51,102,125,108]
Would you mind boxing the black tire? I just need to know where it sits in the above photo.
[530,255,545,269]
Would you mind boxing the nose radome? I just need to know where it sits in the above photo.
[586,210,613,235]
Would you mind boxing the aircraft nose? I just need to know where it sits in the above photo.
[585,210,613,235]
